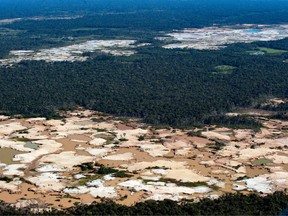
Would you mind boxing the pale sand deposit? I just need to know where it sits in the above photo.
[103,152,134,161]
[0,107,287,208]
[164,169,210,182]
[0,39,151,67]
[160,24,288,50]
[39,151,94,171]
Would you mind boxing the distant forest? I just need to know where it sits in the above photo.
[1,0,288,23]
[1,0,288,58]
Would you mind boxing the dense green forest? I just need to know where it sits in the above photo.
[0,39,287,127]
[0,192,287,215]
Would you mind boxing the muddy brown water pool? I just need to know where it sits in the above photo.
[0,148,23,164]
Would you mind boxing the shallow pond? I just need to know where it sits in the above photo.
[0,147,23,164]
[252,158,273,165]
[74,121,94,126]
[246,29,261,33]
[24,141,39,150]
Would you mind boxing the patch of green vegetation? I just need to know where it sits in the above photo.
[0,176,13,183]
[119,195,128,201]
[209,141,226,151]
[94,162,102,167]
[113,171,133,178]
[91,117,105,123]
[19,177,32,184]
[107,131,117,136]
[252,158,273,165]
[246,50,265,56]
[187,130,202,137]
[80,127,89,130]
[236,175,248,181]
[93,134,115,145]
[96,165,118,175]
[152,125,171,130]
[119,138,129,142]
[78,175,99,186]
[103,136,116,145]
[138,135,145,141]
[163,155,174,159]
[94,128,108,132]
[80,162,133,178]
[212,65,236,75]
[77,163,122,182]
[150,139,165,144]
[211,71,233,75]
[157,178,219,190]
[215,65,236,71]
[62,194,81,200]
[80,163,133,178]
[117,117,130,124]
[146,166,169,170]
[14,137,32,142]
[16,129,29,134]
[78,162,94,171]
[258,47,288,54]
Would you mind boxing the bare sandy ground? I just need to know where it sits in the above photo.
[0,107,287,209]
[160,24,288,50]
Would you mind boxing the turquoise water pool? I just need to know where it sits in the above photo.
[246,29,261,33]
[24,141,39,149]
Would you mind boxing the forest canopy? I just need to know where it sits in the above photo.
[0,192,288,216]
[0,39,287,127]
